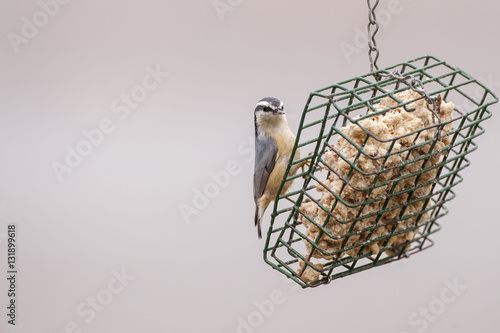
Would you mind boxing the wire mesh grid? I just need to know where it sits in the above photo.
[263,55,498,288]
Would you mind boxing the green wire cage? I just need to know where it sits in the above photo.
[263,55,498,288]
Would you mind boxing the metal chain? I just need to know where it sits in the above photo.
[367,0,380,74]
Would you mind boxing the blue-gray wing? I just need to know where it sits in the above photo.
[253,136,277,203]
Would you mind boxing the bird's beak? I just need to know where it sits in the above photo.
[277,110,285,115]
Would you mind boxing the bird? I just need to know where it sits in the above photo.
[254,97,301,239]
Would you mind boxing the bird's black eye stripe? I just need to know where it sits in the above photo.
[263,106,271,112]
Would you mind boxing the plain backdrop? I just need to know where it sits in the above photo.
[1,1,499,332]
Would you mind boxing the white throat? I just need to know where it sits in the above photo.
[255,112,289,137]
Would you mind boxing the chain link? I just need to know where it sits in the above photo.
[367,0,380,74]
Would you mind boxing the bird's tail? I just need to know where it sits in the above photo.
[255,205,262,239]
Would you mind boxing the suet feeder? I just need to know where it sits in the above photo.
[262,1,498,288]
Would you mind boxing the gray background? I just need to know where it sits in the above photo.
[1,0,499,332]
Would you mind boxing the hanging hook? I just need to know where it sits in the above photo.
[378,71,442,139]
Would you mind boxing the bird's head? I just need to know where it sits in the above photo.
[254,97,287,131]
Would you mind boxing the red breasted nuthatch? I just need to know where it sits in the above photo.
[254,97,301,239]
